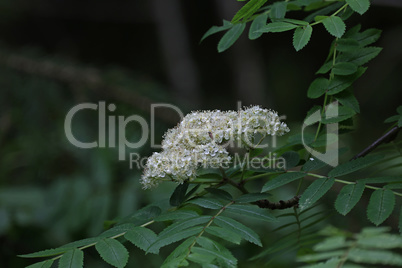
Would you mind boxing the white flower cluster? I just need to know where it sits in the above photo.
[141,106,289,188]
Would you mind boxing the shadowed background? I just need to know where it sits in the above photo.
[0,0,401,267]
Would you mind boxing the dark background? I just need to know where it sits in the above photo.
[0,0,401,267]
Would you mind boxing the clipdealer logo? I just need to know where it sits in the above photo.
[64,102,183,161]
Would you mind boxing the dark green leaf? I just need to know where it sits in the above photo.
[99,223,136,238]
[192,238,237,267]
[321,105,356,124]
[346,0,370,15]
[25,260,54,268]
[270,1,287,19]
[328,155,384,177]
[316,61,332,74]
[355,28,382,46]
[232,0,268,23]
[218,23,246,52]
[299,178,335,210]
[225,204,277,221]
[336,38,360,52]
[302,158,328,172]
[311,133,338,148]
[59,238,100,249]
[125,227,157,252]
[276,18,309,25]
[187,197,223,209]
[385,115,400,124]
[258,22,298,33]
[249,14,268,40]
[95,238,128,268]
[348,248,402,265]
[205,188,233,201]
[367,189,395,226]
[19,248,74,258]
[293,25,313,51]
[322,16,346,38]
[118,205,161,225]
[170,183,189,207]
[201,20,233,42]
[59,249,84,268]
[282,151,301,169]
[214,216,262,246]
[147,216,211,253]
[332,62,358,75]
[327,67,367,95]
[338,47,382,66]
[161,237,195,268]
[334,89,360,113]
[235,193,272,203]
[205,226,242,244]
[148,226,203,254]
[359,176,402,184]
[262,172,305,192]
[155,210,199,222]
[307,78,329,99]
[335,181,365,215]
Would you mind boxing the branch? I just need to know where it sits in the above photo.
[351,126,401,160]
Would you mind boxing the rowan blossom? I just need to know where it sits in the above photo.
[141,106,289,188]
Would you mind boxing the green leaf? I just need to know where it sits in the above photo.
[205,188,233,201]
[334,89,360,113]
[125,227,157,252]
[328,155,384,177]
[59,238,100,249]
[332,62,358,75]
[322,16,346,38]
[118,205,161,225]
[357,233,402,248]
[307,78,329,99]
[293,25,313,51]
[155,210,199,222]
[336,38,360,52]
[95,238,129,268]
[360,176,402,184]
[335,181,365,215]
[218,23,246,52]
[270,1,287,19]
[25,260,54,268]
[276,18,309,26]
[367,189,395,226]
[282,151,301,169]
[214,216,262,246]
[201,20,233,42]
[262,172,306,192]
[299,178,335,211]
[205,226,242,244]
[311,133,338,148]
[348,248,402,265]
[327,67,366,95]
[170,183,189,207]
[321,105,356,124]
[187,197,223,209]
[235,193,272,203]
[249,14,268,40]
[161,237,195,268]
[346,0,370,15]
[59,249,84,268]
[302,158,328,172]
[194,237,237,267]
[313,236,347,251]
[384,115,400,124]
[225,204,277,221]
[232,0,268,23]
[148,226,203,254]
[316,61,332,74]
[355,28,382,47]
[99,223,136,238]
[258,22,298,33]
[338,47,382,66]
[147,216,211,253]
[19,248,74,258]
